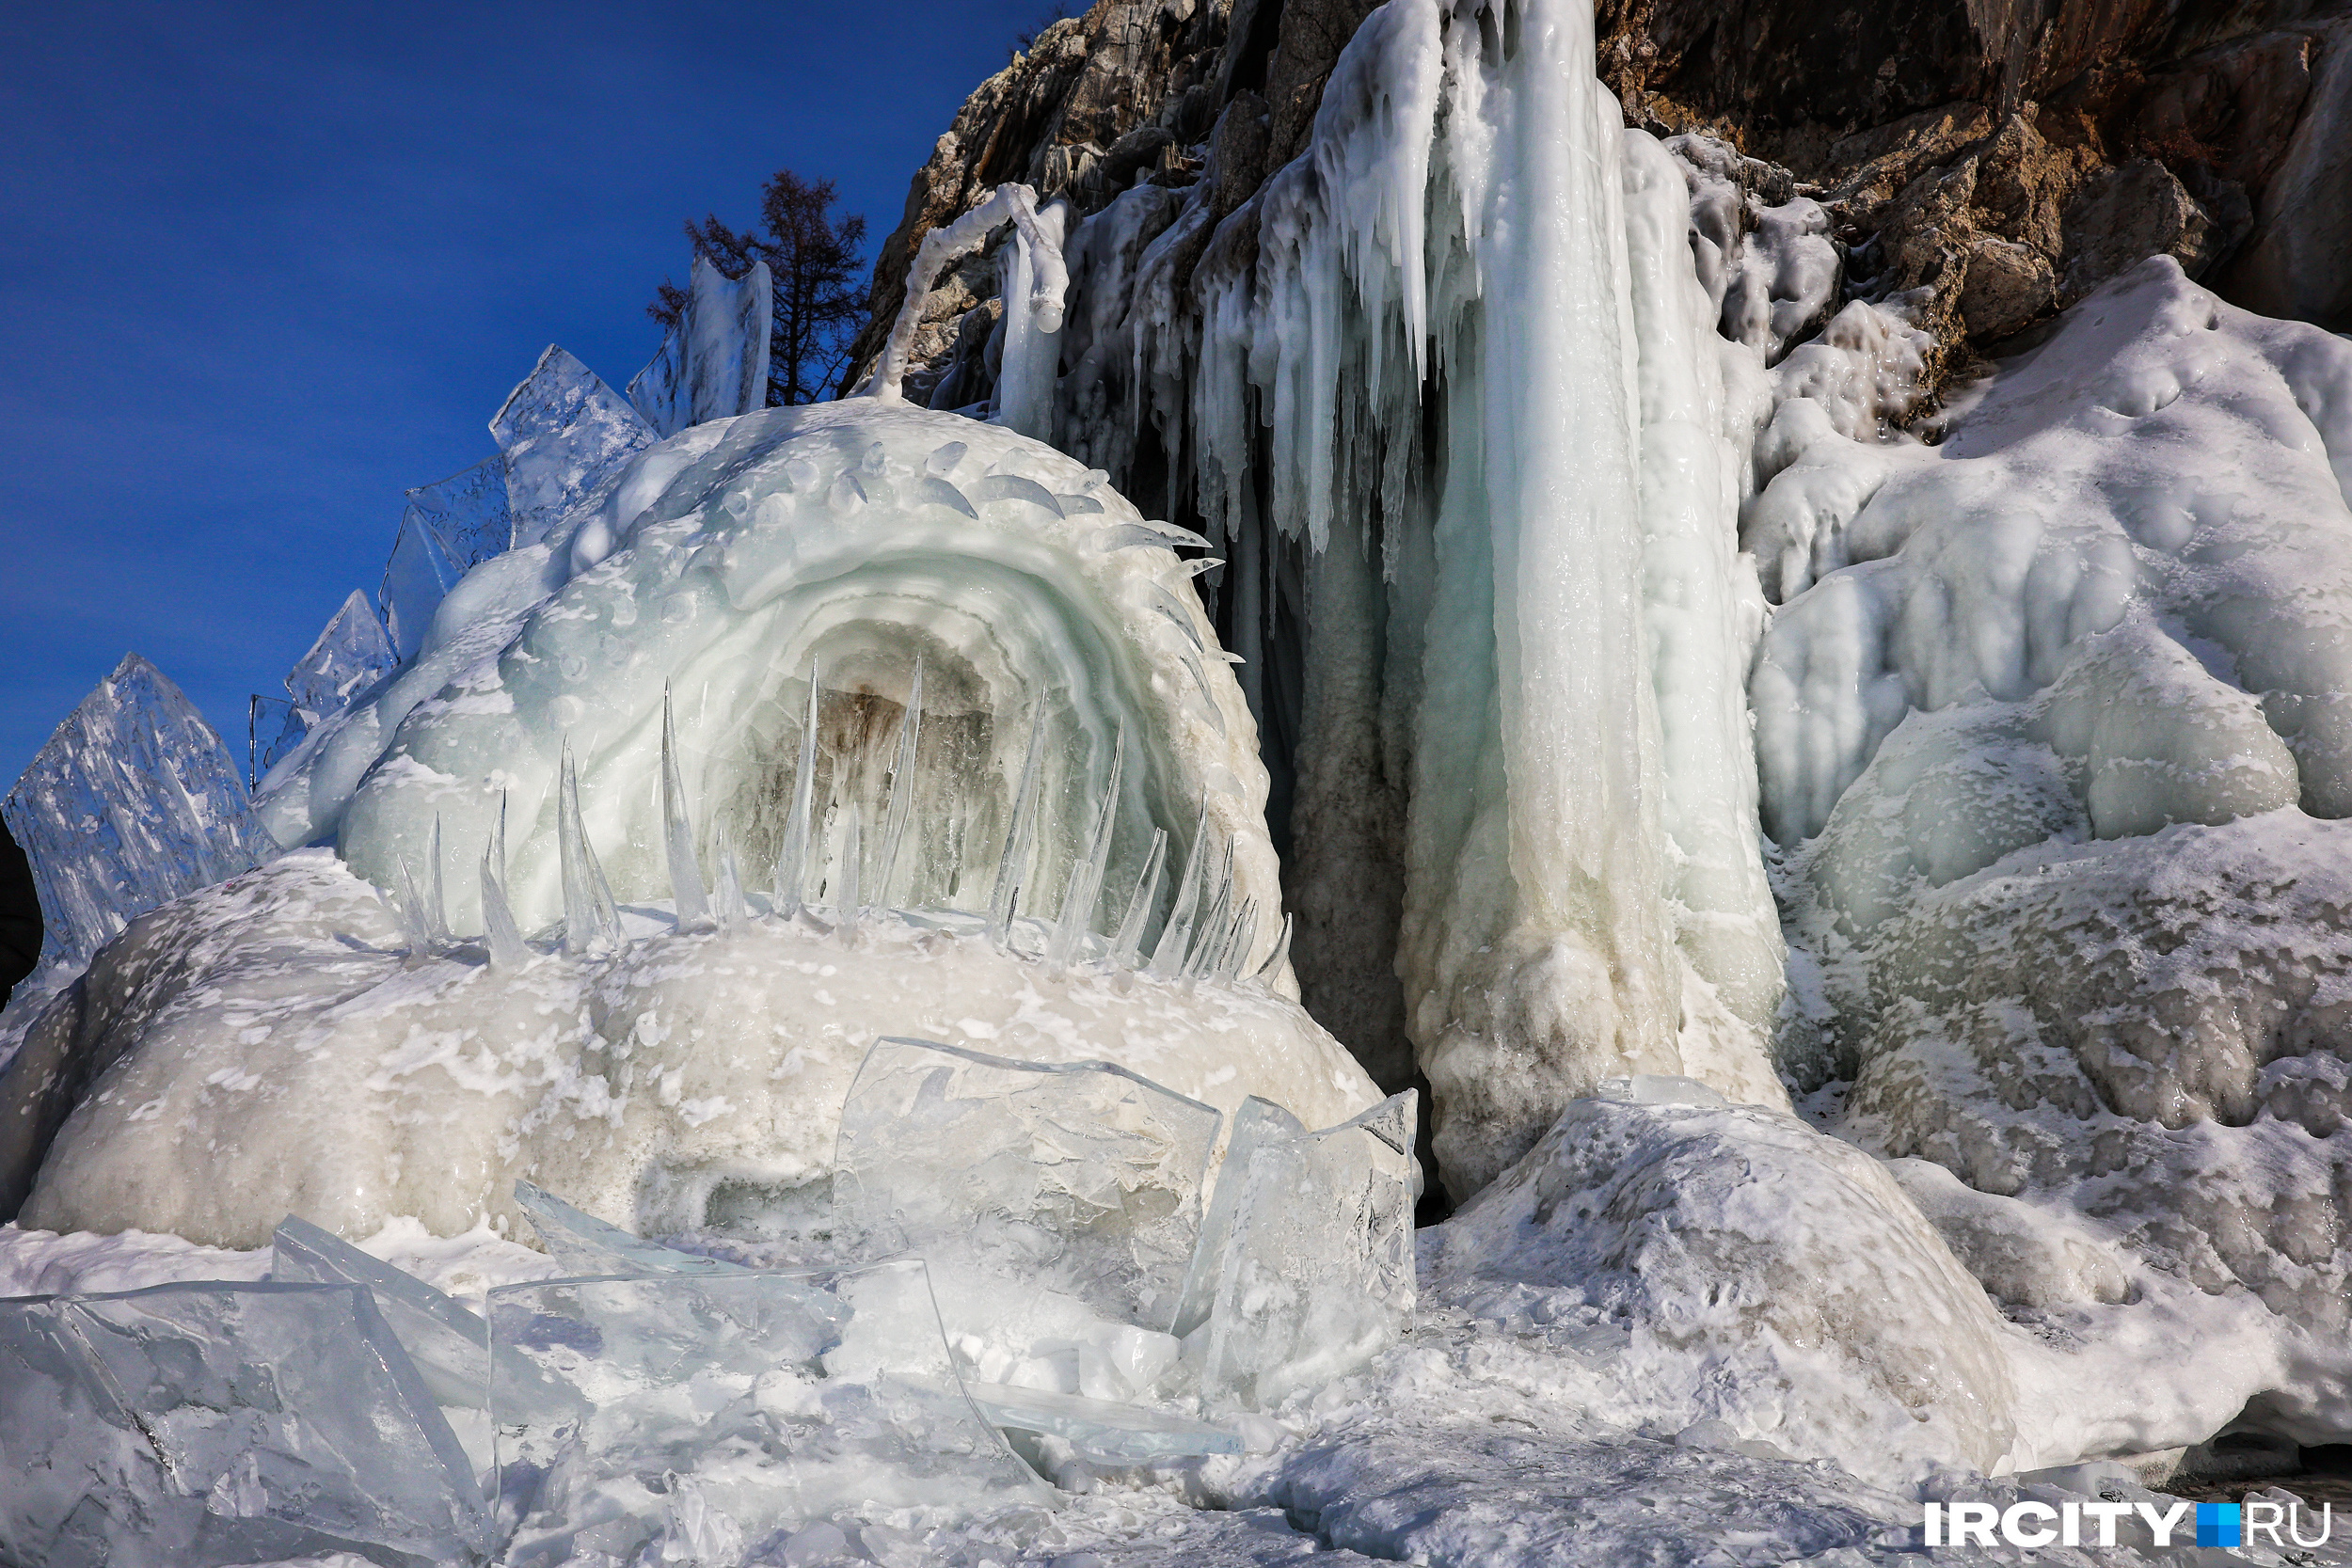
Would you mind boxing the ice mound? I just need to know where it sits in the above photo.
[1428,1093,2026,1484]
[1747,257,2352,1450]
[8,848,1375,1250]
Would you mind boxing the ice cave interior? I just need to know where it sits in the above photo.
[8,0,2352,1562]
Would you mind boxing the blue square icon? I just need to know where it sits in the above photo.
[2198,1503,2243,1548]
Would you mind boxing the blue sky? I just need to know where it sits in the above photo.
[0,0,1057,786]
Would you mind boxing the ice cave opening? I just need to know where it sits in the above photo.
[9,0,2352,1560]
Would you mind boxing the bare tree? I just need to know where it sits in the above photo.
[649,169,869,406]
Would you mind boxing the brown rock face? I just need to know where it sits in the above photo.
[842,0,1398,395]
[1598,0,2352,340]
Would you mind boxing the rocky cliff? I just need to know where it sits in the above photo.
[850,0,2351,402]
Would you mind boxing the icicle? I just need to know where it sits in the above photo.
[480,835,527,969]
[988,707,1050,946]
[876,659,924,910]
[1250,913,1294,986]
[835,801,863,935]
[1147,806,1211,977]
[389,855,434,955]
[712,817,748,929]
[425,815,449,945]
[772,662,822,918]
[559,741,621,955]
[1046,726,1124,970]
[661,687,709,927]
[1214,899,1259,983]
[1110,828,1167,969]
[1181,839,1236,983]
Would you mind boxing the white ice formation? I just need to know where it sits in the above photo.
[1038,0,1792,1191]
[14,0,2352,1552]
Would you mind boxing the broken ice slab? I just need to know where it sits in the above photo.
[3,652,267,973]
[404,453,515,568]
[626,325,687,438]
[269,1215,583,1427]
[491,345,656,549]
[514,1179,758,1280]
[490,1259,1043,1566]
[247,693,307,788]
[960,1381,1240,1465]
[0,1281,486,1568]
[379,510,464,661]
[626,254,771,440]
[1171,1096,1306,1338]
[284,588,397,721]
[1199,1091,1419,1412]
[833,1037,1221,1334]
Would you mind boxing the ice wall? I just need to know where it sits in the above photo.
[2,654,266,974]
[1039,0,1788,1193]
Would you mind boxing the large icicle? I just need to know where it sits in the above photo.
[660,689,709,927]
[772,665,822,919]
[875,660,924,910]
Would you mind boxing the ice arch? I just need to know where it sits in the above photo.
[263,401,1283,968]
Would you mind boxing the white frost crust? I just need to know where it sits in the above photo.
[21,851,1375,1251]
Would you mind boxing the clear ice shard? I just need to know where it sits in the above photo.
[284,589,397,723]
[988,708,1049,943]
[267,1215,582,1428]
[489,1259,1041,1564]
[379,509,465,662]
[2,652,266,972]
[491,345,656,549]
[0,1281,485,1568]
[1170,1098,1305,1338]
[1047,727,1122,968]
[833,1037,1220,1333]
[1109,827,1167,969]
[686,253,772,426]
[246,694,305,788]
[1198,1091,1418,1411]
[1147,808,1211,977]
[480,819,529,968]
[772,663,821,918]
[402,454,515,569]
[874,659,923,908]
[957,1381,1241,1465]
[625,328,685,437]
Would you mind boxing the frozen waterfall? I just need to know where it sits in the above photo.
[1042,0,1788,1191]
